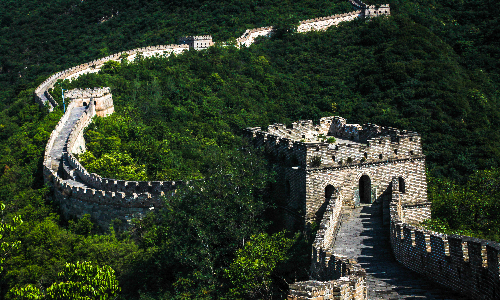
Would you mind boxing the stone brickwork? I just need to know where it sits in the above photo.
[364,4,390,18]
[34,44,190,111]
[297,11,363,32]
[390,177,500,299]
[288,249,367,300]
[246,116,435,300]
[235,27,274,48]
[42,87,185,228]
[34,0,390,111]
[35,0,391,231]
[32,0,500,298]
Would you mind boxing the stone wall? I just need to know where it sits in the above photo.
[179,35,214,50]
[41,87,188,228]
[390,177,500,299]
[235,26,274,48]
[305,158,428,221]
[289,249,367,300]
[35,0,391,111]
[297,11,363,32]
[364,4,390,18]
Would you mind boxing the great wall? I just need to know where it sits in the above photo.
[34,0,500,299]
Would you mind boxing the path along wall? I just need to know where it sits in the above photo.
[42,88,187,229]
[287,189,367,300]
[390,177,500,299]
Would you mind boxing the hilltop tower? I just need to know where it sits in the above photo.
[245,116,430,228]
[178,35,214,50]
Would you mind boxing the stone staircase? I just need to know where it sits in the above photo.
[332,203,469,299]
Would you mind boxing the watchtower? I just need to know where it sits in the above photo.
[178,35,214,50]
[245,116,429,228]
[364,4,390,17]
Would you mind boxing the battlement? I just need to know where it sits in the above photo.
[64,87,111,100]
[246,116,423,169]
[390,177,500,299]
[67,154,183,195]
[34,44,192,111]
[33,1,500,298]
[179,35,212,41]
[65,87,113,117]
[34,2,390,111]
[289,250,367,299]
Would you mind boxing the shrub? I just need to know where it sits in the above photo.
[311,156,322,167]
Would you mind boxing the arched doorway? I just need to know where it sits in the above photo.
[325,185,336,203]
[359,175,371,204]
[398,176,405,193]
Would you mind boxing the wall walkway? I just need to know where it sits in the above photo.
[333,203,467,299]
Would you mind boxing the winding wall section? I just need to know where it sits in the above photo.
[37,1,390,230]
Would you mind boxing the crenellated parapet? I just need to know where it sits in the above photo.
[235,26,275,48]
[297,10,364,32]
[42,85,189,228]
[390,177,500,299]
[179,35,214,50]
[34,0,390,111]
[289,250,367,300]
[364,4,390,18]
[245,116,423,171]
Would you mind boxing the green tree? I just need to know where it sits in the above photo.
[425,168,500,241]
[0,202,23,272]
[78,151,147,181]
[225,231,293,300]
[9,261,120,300]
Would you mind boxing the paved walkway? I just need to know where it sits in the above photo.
[332,202,469,299]
[48,106,90,188]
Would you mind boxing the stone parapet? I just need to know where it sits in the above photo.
[289,249,367,300]
[390,177,500,299]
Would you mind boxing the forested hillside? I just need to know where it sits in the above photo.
[0,0,499,298]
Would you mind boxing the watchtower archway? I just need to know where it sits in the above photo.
[325,185,336,203]
[359,175,371,204]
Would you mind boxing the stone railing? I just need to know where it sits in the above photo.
[390,177,500,299]
[312,191,345,251]
[289,249,367,300]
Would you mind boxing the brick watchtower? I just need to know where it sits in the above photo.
[245,116,430,228]
[178,35,213,50]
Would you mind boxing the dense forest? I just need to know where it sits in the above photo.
[0,0,499,298]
